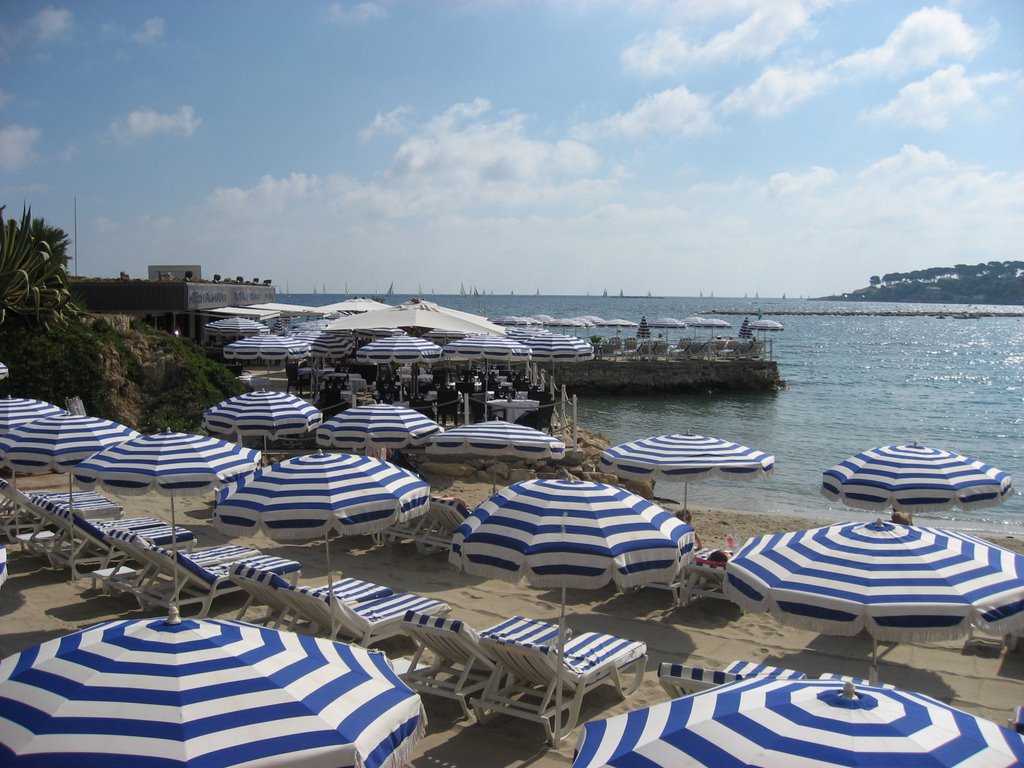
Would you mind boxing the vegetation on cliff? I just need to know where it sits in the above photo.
[0,318,246,432]
[825,261,1024,305]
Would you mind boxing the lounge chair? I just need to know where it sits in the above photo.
[0,476,122,543]
[472,616,647,744]
[647,547,731,606]
[383,495,470,554]
[103,530,300,618]
[230,564,393,626]
[9,484,193,580]
[1009,705,1023,734]
[279,581,450,645]
[658,659,806,698]
[400,610,498,718]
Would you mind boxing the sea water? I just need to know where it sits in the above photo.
[286,293,1024,534]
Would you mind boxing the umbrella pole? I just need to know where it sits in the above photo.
[683,483,688,513]
[326,534,337,641]
[168,496,181,625]
[555,582,566,746]
[870,638,879,685]
[67,473,77,579]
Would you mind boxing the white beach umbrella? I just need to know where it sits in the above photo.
[202,316,270,337]
[317,404,442,452]
[450,478,694,744]
[202,390,323,442]
[600,433,775,511]
[725,519,1024,680]
[326,300,504,336]
[0,616,426,768]
[821,443,1013,515]
[573,676,1024,768]
[0,397,65,438]
[73,431,261,621]
[222,334,311,364]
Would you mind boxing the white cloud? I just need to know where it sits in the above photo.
[760,166,838,199]
[326,2,388,23]
[208,173,322,216]
[719,65,834,116]
[622,1,811,76]
[573,86,716,138]
[0,124,41,171]
[31,7,73,43]
[360,106,413,142]
[837,7,987,78]
[858,144,962,182]
[132,18,165,45]
[861,64,1015,130]
[110,106,200,143]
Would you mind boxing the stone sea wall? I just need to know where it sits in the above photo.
[552,358,784,394]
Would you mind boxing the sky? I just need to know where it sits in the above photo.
[2,1,1022,299]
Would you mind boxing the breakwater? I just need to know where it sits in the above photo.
[554,358,784,395]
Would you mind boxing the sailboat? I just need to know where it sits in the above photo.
[386,282,395,298]
[460,282,467,297]
[535,288,540,296]
[602,288,608,297]
[618,289,624,298]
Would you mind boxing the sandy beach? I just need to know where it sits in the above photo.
[2,469,1022,766]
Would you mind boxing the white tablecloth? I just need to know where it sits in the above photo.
[487,399,540,424]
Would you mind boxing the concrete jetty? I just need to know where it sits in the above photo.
[554,358,784,395]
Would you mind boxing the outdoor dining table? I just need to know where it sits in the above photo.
[487,398,540,424]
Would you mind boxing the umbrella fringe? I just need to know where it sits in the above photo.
[865,620,969,644]
[376,710,428,768]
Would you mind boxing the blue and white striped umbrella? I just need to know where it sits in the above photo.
[222,334,311,363]
[356,336,442,364]
[425,421,565,461]
[0,397,64,437]
[600,433,774,510]
[290,330,355,358]
[600,434,775,482]
[214,451,430,539]
[203,316,270,336]
[0,544,6,589]
[203,390,323,440]
[73,431,261,497]
[0,617,425,768]
[822,443,1013,515]
[441,334,531,363]
[523,333,595,363]
[0,362,8,380]
[724,519,1024,644]
[573,676,1024,768]
[0,413,140,473]
[317,404,442,451]
[451,478,695,590]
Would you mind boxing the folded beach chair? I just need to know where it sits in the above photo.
[279,581,450,645]
[230,564,393,627]
[472,616,647,744]
[104,530,301,618]
[658,659,806,698]
[400,610,498,718]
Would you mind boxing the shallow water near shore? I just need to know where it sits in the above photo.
[289,293,1024,534]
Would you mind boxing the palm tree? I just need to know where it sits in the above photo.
[30,216,72,267]
[0,205,82,327]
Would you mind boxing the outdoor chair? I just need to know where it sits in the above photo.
[658,659,806,698]
[1,477,122,543]
[230,563,393,626]
[471,616,647,745]
[101,530,300,618]
[400,610,498,718]
[1009,705,1023,734]
[382,495,470,555]
[278,581,450,646]
[648,547,731,606]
